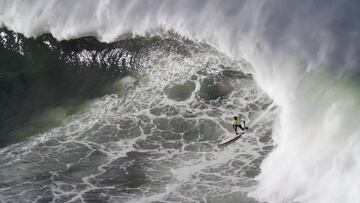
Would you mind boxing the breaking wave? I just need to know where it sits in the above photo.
[1,0,360,202]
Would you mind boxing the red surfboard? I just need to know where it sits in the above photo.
[218,131,245,146]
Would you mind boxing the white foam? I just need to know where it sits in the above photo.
[0,38,272,202]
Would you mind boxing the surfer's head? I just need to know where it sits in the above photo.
[234,116,237,120]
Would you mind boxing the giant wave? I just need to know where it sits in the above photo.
[1,0,360,202]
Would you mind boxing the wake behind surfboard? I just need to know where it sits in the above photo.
[218,130,246,146]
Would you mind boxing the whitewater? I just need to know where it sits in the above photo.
[1,0,360,203]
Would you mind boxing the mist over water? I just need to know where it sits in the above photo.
[1,0,360,202]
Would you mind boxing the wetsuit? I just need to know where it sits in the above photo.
[232,119,246,134]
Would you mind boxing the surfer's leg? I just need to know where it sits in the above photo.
[238,124,245,131]
[243,121,248,130]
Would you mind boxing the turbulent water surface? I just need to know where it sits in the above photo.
[1,0,360,203]
[0,29,275,202]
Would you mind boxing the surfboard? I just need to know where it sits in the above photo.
[218,131,245,146]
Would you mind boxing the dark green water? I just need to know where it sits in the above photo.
[0,29,221,148]
[0,29,135,147]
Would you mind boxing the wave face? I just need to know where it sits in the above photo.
[0,28,138,147]
[0,29,275,202]
[1,0,360,202]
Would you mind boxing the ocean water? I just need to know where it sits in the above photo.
[0,29,275,202]
[1,1,360,203]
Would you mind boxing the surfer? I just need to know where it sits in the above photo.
[232,116,248,135]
